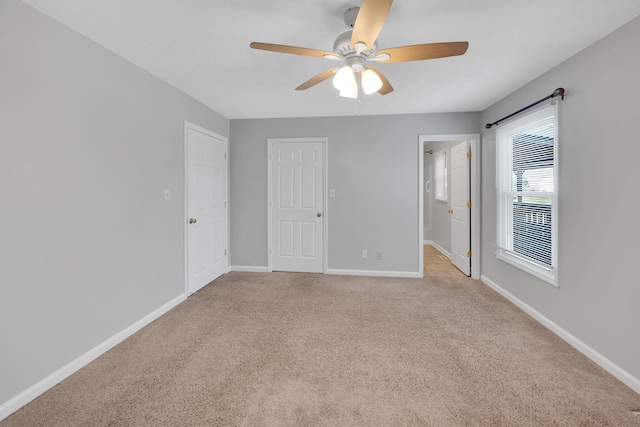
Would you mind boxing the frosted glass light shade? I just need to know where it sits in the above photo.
[333,66,355,91]
[339,84,358,99]
[361,68,383,95]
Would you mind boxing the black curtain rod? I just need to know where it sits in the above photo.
[485,88,565,129]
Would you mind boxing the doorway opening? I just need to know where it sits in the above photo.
[418,134,480,279]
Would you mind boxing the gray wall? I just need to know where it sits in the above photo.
[0,0,229,405]
[480,15,640,380]
[230,113,479,272]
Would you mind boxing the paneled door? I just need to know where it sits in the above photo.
[186,123,228,295]
[450,140,470,276]
[269,139,325,273]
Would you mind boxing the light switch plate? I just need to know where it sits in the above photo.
[329,189,336,198]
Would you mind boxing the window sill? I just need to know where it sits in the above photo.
[496,251,558,288]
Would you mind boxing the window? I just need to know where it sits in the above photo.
[434,149,447,202]
[496,103,558,285]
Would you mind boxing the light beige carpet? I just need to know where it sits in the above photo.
[3,272,640,426]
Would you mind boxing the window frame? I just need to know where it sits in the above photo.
[495,102,559,286]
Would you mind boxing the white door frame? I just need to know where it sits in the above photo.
[418,134,481,279]
[267,137,328,273]
[184,121,230,296]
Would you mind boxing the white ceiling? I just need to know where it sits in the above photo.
[21,0,640,119]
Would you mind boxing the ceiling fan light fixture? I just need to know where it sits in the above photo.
[250,0,468,97]
[332,65,355,91]
[361,68,383,94]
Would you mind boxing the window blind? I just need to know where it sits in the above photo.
[496,103,557,278]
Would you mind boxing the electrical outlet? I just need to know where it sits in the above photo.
[361,250,367,258]
[376,251,382,260]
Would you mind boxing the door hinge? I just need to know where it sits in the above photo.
[467,201,472,209]
[467,251,472,258]
[224,153,227,160]
[224,201,227,208]
[225,249,227,256]
[269,248,273,255]
[269,153,273,161]
[269,200,273,208]
[467,151,472,158]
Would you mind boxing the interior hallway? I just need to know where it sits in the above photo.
[424,244,467,278]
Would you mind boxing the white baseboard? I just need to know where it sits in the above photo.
[230,266,421,278]
[327,269,422,279]
[480,275,640,395]
[0,294,186,422]
[229,266,269,273]
[424,241,451,259]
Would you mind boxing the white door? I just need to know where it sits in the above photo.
[270,140,324,273]
[186,124,227,295]
[450,140,470,276]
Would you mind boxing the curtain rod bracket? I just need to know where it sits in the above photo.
[485,88,565,129]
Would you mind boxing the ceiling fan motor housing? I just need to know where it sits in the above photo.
[333,31,378,61]
[345,55,366,73]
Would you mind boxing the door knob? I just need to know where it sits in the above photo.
[189,218,197,224]
[317,212,322,217]
[448,210,453,214]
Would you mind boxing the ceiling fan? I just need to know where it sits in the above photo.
[250,0,468,98]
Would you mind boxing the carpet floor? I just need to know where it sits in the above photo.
[3,272,640,426]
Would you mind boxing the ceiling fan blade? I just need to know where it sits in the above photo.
[296,68,339,91]
[250,42,335,59]
[367,66,394,95]
[351,0,393,50]
[377,42,469,63]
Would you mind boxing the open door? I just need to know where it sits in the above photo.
[450,140,470,276]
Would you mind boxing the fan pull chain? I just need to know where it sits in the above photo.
[353,74,362,115]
